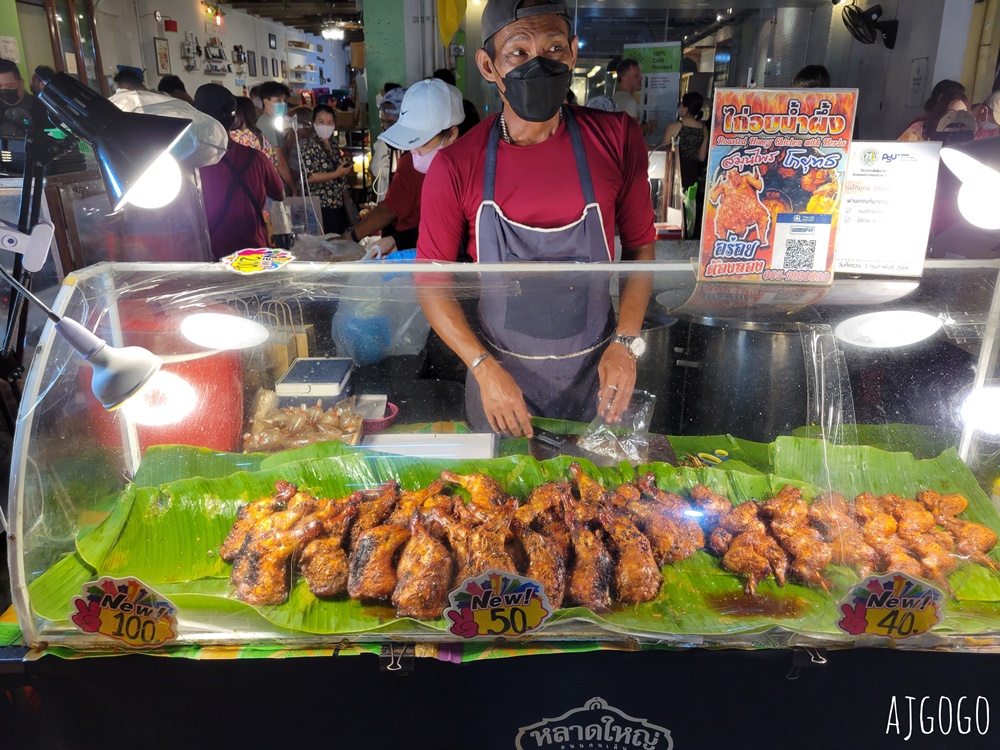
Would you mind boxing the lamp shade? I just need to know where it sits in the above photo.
[38,72,191,210]
[940,136,1000,230]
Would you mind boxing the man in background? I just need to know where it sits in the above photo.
[613,58,656,135]
[256,80,296,193]
[113,68,147,92]
[157,75,195,105]
[0,58,45,136]
[29,65,56,96]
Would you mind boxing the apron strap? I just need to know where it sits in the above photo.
[483,116,503,203]
[482,106,597,205]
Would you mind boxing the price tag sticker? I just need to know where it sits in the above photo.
[221,248,295,274]
[444,570,552,639]
[70,577,178,649]
[836,573,943,640]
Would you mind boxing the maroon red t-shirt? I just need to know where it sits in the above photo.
[417,106,655,262]
[200,142,284,260]
[383,151,424,232]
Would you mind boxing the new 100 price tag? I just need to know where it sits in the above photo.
[71,577,178,648]
[445,571,552,638]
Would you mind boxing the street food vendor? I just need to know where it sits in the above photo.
[416,0,656,438]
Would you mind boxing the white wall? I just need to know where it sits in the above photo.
[95,0,347,96]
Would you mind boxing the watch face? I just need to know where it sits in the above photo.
[631,337,647,357]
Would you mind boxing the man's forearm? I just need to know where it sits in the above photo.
[416,282,488,367]
[616,242,655,336]
[351,203,396,240]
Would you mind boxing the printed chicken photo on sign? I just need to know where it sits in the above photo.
[708,166,771,247]
[699,88,857,285]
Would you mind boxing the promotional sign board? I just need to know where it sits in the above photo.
[699,88,858,285]
[623,42,681,145]
[834,141,941,277]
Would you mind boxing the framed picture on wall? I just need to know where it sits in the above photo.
[268,33,277,50]
[153,37,171,76]
[280,59,286,79]
[261,56,267,78]
[271,57,278,77]
[247,50,256,77]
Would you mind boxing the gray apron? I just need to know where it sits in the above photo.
[466,107,614,431]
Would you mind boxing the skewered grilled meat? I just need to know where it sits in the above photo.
[807,493,877,577]
[882,494,936,540]
[762,486,832,591]
[392,514,454,619]
[347,524,411,600]
[597,504,661,603]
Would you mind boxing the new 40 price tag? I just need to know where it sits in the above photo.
[445,571,552,639]
[836,573,943,640]
[70,577,178,648]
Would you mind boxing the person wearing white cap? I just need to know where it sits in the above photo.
[415,0,655,439]
[342,79,464,251]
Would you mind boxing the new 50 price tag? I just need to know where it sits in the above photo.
[71,577,178,648]
[445,571,552,639]
[836,573,942,640]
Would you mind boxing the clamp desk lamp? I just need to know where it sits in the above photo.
[0,71,192,417]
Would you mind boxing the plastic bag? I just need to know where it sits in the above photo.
[292,234,366,262]
[109,90,228,169]
[577,389,657,464]
[331,269,431,365]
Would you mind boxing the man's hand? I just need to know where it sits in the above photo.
[597,342,637,423]
[474,358,534,437]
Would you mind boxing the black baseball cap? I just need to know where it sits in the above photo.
[482,0,571,45]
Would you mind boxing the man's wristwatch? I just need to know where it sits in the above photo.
[611,333,646,359]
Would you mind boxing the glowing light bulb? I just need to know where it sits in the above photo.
[180,313,269,350]
[123,152,182,209]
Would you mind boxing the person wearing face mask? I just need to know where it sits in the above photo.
[0,58,46,137]
[193,84,285,260]
[256,81,298,195]
[342,79,464,253]
[300,105,354,234]
[371,86,407,202]
[416,0,656,438]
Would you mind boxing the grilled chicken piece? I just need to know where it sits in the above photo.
[222,497,286,562]
[608,481,641,509]
[392,514,454,619]
[515,482,573,561]
[709,527,734,556]
[945,518,999,570]
[597,505,662,604]
[441,470,507,521]
[852,492,886,523]
[638,473,705,558]
[230,496,318,595]
[350,481,399,552]
[569,463,610,510]
[427,499,473,585]
[563,494,613,611]
[387,479,447,527]
[233,520,322,605]
[512,517,566,609]
[690,484,732,530]
[808,493,878,576]
[722,527,774,596]
[762,486,832,591]
[348,524,411,600]
[882,494,936,540]
[463,499,518,579]
[874,541,924,578]
[917,489,968,525]
[299,502,358,598]
[902,532,959,590]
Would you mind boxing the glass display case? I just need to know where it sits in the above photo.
[8,259,1000,652]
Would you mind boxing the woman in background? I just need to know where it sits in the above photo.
[660,92,709,190]
[899,91,971,142]
[230,96,275,164]
[300,104,353,234]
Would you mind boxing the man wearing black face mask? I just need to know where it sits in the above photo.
[417,0,655,438]
[0,58,46,137]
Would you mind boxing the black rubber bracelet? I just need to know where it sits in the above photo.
[350,229,359,243]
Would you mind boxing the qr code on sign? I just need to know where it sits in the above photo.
[782,239,816,269]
